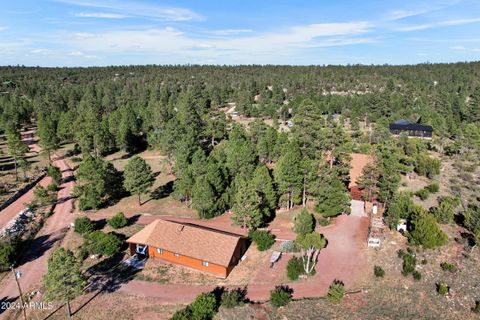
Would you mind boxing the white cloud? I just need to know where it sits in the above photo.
[396,17,480,32]
[73,12,129,19]
[55,0,203,21]
[0,27,7,31]
[450,45,466,51]
[207,29,253,36]
[473,48,480,52]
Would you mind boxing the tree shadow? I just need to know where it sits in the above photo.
[149,180,174,201]
[127,214,140,226]
[16,233,63,267]
[93,219,107,230]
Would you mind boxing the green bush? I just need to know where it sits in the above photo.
[409,213,448,248]
[47,165,62,185]
[279,240,295,252]
[74,217,95,235]
[402,253,417,276]
[373,265,385,278]
[220,289,245,308]
[472,301,480,314]
[327,280,345,303]
[47,183,58,192]
[437,282,449,295]
[318,218,330,227]
[440,262,457,272]
[287,257,304,281]
[425,183,439,193]
[108,212,128,229]
[293,208,314,235]
[270,285,292,307]
[415,188,430,200]
[412,270,422,281]
[190,292,217,319]
[250,230,275,251]
[83,231,122,257]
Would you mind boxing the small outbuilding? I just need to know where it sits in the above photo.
[389,119,433,138]
[126,219,248,278]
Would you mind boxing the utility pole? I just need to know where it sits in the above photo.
[10,265,27,320]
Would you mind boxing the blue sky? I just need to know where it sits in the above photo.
[1,0,480,66]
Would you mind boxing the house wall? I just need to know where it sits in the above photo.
[147,245,229,278]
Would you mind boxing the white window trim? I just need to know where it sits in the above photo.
[157,248,163,254]
[202,261,209,267]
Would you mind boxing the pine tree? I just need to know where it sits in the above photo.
[293,208,315,235]
[37,113,59,162]
[274,140,303,210]
[251,164,277,214]
[123,156,155,205]
[232,179,263,229]
[6,129,28,181]
[191,175,217,219]
[43,248,86,319]
[315,175,351,217]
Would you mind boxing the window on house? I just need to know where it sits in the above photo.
[157,248,163,254]
[174,253,180,257]
[202,261,209,267]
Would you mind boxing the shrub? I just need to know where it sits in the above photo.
[0,240,16,271]
[108,212,128,229]
[402,253,417,275]
[270,285,292,307]
[437,282,449,295]
[425,183,440,193]
[170,307,192,320]
[250,230,275,251]
[293,208,314,235]
[431,197,459,224]
[221,288,245,308]
[47,165,62,184]
[415,188,430,201]
[409,213,448,248]
[47,183,58,192]
[440,262,457,272]
[287,257,304,281]
[33,185,53,206]
[373,265,385,278]
[318,218,330,227]
[327,280,345,303]
[83,231,122,257]
[279,240,295,252]
[74,217,95,235]
[421,259,428,265]
[190,292,217,320]
[472,301,480,314]
[412,270,422,281]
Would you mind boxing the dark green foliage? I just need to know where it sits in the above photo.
[414,154,441,178]
[415,188,430,201]
[108,212,128,229]
[47,165,62,185]
[409,212,448,248]
[287,257,305,281]
[172,292,218,320]
[43,248,86,318]
[270,285,292,307]
[440,262,457,272]
[318,218,330,227]
[402,253,417,276]
[293,208,315,235]
[385,192,416,229]
[231,179,264,228]
[412,270,422,281]
[431,197,459,224]
[250,230,275,251]
[47,183,58,192]
[0,240,16,271]
[373,265,385,278]
[327,280,345,303]
[315,175,350,217]
[437,282,449,295]
[274,140,303,210]
[123,156,155,205]
[464,205,480,245]
[75,155,123,210]
[34,185,54,206]
[74,217,95,235]
[472,301,480,314]
[83,231,122,257]
[220,288,245,308]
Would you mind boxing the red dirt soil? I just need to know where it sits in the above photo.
[0,152,75,319]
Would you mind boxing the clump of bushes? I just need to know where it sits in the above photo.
[373,265,385,278]
[317,218,330,227]
[401,252,417,276]
[431,196,460,224]
[440,262,457,272]
[250,230,275,251]
[415,188,430,201]
[108,212,128,229]
[82,231,122,257]
[171,292,217,320]
[327,280,345,303]
[409,212,448,248]
[412,270,422,281]
[425,183,439,193]
[74,217,95,235]
[279,240,295,252]
[220,288,246,308]
[47,165,62,185]
[0,239,18,271]
[269,285,292,307]
[287,257,304,281]
[472,301,480,314]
